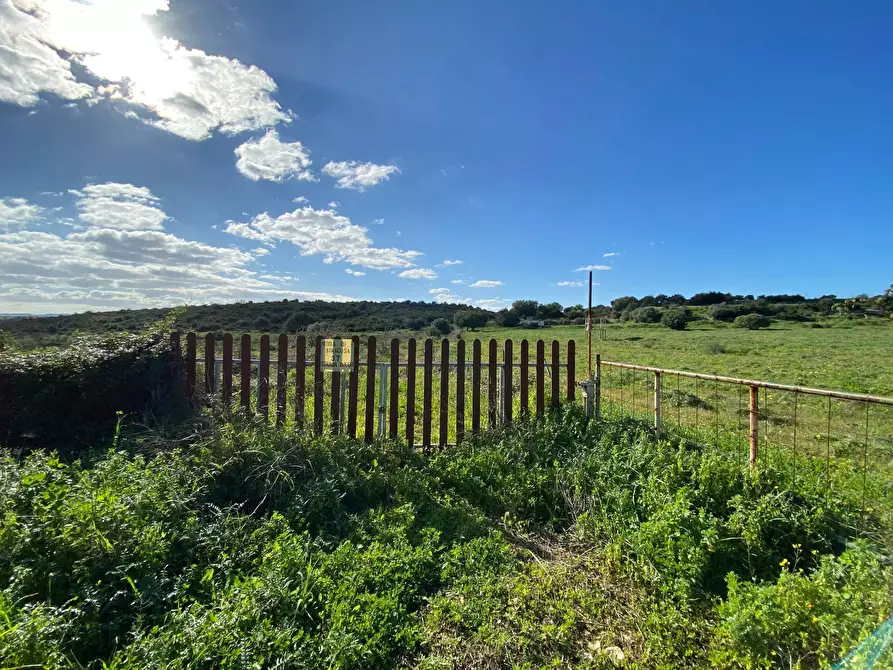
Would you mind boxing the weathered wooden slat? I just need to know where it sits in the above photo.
[536,339,545,418]
[204,333,215,395]
[222,333,233,405]
[439,339,449,446]
[314,336,323,436]
[259,335,270,418]
[520,339,529,418]
[294,335,306,430]
[423,339,433,448]
[504,339,513,424]
[472,340,481,434]
[347,335,359,438]
[551,340,560,410]
[364,337,376,443]
[331,370,341,434]
[406,338,417,445]
[240,334,251,411]
[185,332,196,397]
[488,339,498,429]
[567,340,575,403]
[456,339,465,443]
[277,334,288,425]
[390,338,399,439]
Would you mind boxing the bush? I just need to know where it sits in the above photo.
[495,309,520,327]
[707,303,745,322]
[0,327,185,455]
[429,318,452,336]
[630,306,662,323]
[285,310,312,332]
[661,309,689,330]
[734,313,772,330]
[253,315,271,330]
[454,310,488,330]
[403,317,427,330]
[711,542,893,668]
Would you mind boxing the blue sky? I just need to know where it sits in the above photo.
[1,0,891,314]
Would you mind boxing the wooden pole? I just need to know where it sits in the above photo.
[587,270,593,378]
[749,385,759,470]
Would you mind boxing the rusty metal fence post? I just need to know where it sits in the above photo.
[654,371,661,437]
[749,385,759,470]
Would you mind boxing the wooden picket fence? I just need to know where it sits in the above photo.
[171,333,577,447]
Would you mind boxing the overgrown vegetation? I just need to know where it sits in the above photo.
[0,319,185,456]
[1,402,891,668]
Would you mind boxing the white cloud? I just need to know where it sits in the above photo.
[437,259,462,267]
[225,205,422,270]
[556,280,585,287]
[344,268,365,276]
[575,265,612,272]
[293,196,308,204]
[603,252,619,257]
[328,200,340,209]
[323,161,400,191]
[372,218,384,225]
[0,197,43,227]
[234,130,313,182]
[451,279,466,285]
[398,268,437,280]
[72,183,167,230]
[0,0,290,141]
[469,279,503,288]
[0,184,356,312]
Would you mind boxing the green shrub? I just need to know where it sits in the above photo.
[662,309,690,330]
[495,309,520,327]
[734,313,772,330]
[454,310,487,330]
[631,306,663,323]
[0,327,185,455]
[711,542,893,668]
[429,318,452,336]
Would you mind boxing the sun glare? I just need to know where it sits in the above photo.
[45,0,190,104]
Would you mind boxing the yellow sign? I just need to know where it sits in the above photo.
[323,337,352,366]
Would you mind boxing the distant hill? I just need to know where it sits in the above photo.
[1,299,491,349]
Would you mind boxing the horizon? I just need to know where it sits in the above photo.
[2,1,892,315]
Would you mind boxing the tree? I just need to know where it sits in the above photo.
[536,302,564,319]
[511,300,539,318]
[285,310,312,332]
[611,296,638,313]
[661,309,689,330]
[734,313,771,330]
[495,309,520,326]
[688,291,731,306]
[429,318,452,336]
[454,310,487,330]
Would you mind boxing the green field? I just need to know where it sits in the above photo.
[3,321,893,668]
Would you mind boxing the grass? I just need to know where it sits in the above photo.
[2,408,892,668]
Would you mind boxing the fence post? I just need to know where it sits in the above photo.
[749,385,759,470]
[390,339,400,439]
[185,332,196,398]
[654,371,661,437]
[222,334,233,405]
[277,334,288,426]
[440,339,449,446]
[595,353,601,421]
[259,335,270,419]
[406,339,416,446]
[313,336,323,436]
[364,337,376,443]
[456,339,465,443]
[294,335,306,430]
[503,339,513,425]
[240,334,251,412]
[378,362,388,439]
